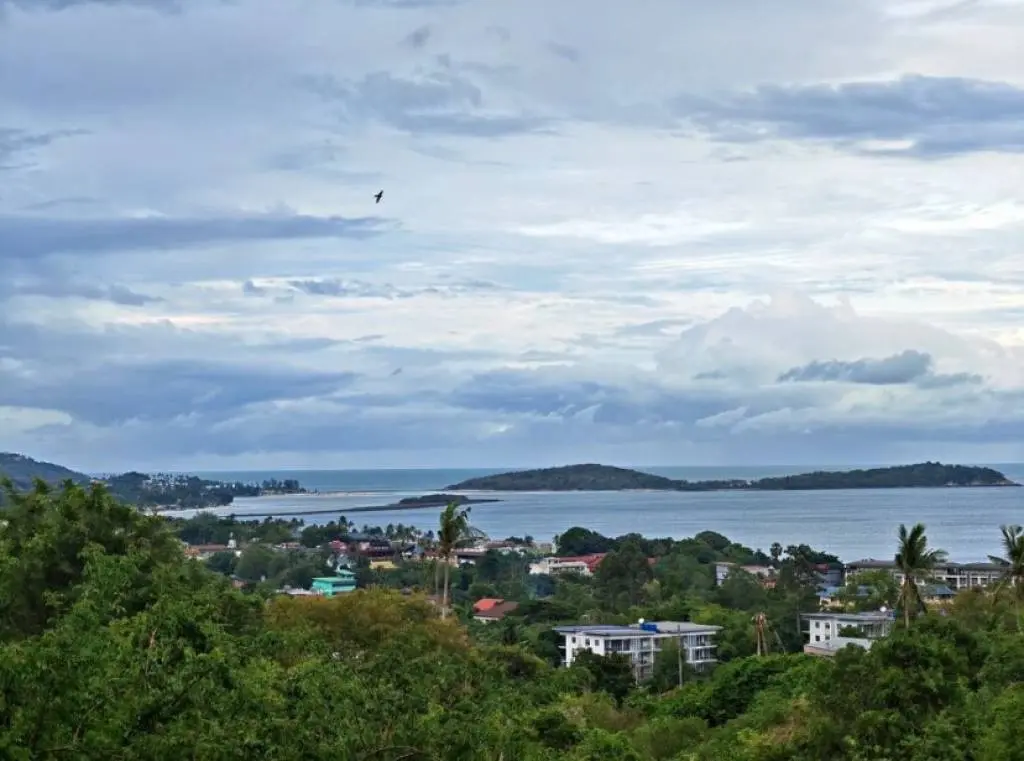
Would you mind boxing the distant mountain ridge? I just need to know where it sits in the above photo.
[445,462,1019,492]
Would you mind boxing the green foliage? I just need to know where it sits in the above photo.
[7,480,1024,760]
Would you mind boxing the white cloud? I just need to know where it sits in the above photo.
[2,0,1024,469]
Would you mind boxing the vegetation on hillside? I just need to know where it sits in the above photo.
[6,478,1024,759]
[0,452,308,509]
[447,461,1017,491]
[0,452,90,491]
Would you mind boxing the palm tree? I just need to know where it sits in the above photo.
[988,524,1024,628]
[894,523,947,628]
[437,502,484,619]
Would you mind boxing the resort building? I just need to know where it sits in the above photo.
[553,620,721,682]
[844,559,1005,591]
[714,562,776,587]
[310,569,357,597]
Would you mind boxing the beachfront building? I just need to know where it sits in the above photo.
[311,569,357,597]
[554,620,721,682]
[844,558,1004,591]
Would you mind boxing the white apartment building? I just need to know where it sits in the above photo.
[802,611,894,647]
[553,621,721,682]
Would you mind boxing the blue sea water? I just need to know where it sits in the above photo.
[175,464,1024,563]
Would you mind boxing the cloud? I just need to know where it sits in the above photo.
[0,127,83,169]
[0,213,390,260]
[678,75,1024,157]
[5,280,164,306]
[776,349,981,387]
[304,69,551,137]
[5,0,1024,469]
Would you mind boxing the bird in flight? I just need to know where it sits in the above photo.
[374,190,383,204]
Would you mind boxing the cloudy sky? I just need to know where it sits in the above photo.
[3,0,1024,472]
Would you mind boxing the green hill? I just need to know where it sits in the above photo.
[446,464,683,491]
[446,462,1018,492]
[0,452,92,492]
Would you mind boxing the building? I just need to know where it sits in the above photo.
[553,621,721,682]
[714,562,776,587]
[801,611,894,649]
[844,558,1004,591]
[472,598,520,623]
[182,543,240,561]
[310,570,357,597]
[803,636,875,658]
[530,554,658,577]
[529,554,607,576]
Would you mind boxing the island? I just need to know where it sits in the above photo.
[445,462,1019,492]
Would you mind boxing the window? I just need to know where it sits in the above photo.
[814,621,820,628]
[815,635,820,642]
[585,638,590,646]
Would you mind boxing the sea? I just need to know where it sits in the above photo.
[161,464,1024,563]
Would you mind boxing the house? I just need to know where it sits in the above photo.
[714,562,776,587]
[803,636,875,658]
[844,558,1004,591]
[183,543,239,561]
[801,611,894,649]
[472,598,520,623]
[310,569,357,597]
[553,620,722,682]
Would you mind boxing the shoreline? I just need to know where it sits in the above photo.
[160,497,501,518]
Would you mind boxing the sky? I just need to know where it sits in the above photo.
[3,0,1024,472]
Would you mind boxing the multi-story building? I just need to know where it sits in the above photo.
[801,611,894,649]
[844,558,1004,591]
[553,620,721,682]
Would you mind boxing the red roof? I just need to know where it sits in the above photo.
[475,601,520,620]
[473,598,505,613]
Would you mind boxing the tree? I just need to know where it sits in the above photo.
[989,524,1024,628]
[594,539,653,610]
[437,502,479,619]
[894,523,947,628]
[571,650,635,705]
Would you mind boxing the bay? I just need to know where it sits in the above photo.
[166,464,1024,563]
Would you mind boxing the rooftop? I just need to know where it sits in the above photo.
[554,621,721,637]
[802,611,893,622]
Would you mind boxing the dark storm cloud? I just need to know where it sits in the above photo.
[677,75,1024,157]
[0,212,390,259]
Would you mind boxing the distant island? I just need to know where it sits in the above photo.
[445,462,1019,492]
[0,453,308,509]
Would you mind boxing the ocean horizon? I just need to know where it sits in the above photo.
[158,463,1024,564]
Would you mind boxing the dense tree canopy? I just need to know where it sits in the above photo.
[3,479,1024,760]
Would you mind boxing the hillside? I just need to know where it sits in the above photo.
[445,464,682,491]
[0,452,91,491]
[446,462,1018,492]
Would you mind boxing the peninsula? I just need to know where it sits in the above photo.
[445,462,1019,492]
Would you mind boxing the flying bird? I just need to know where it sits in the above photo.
[374,190,383,204]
